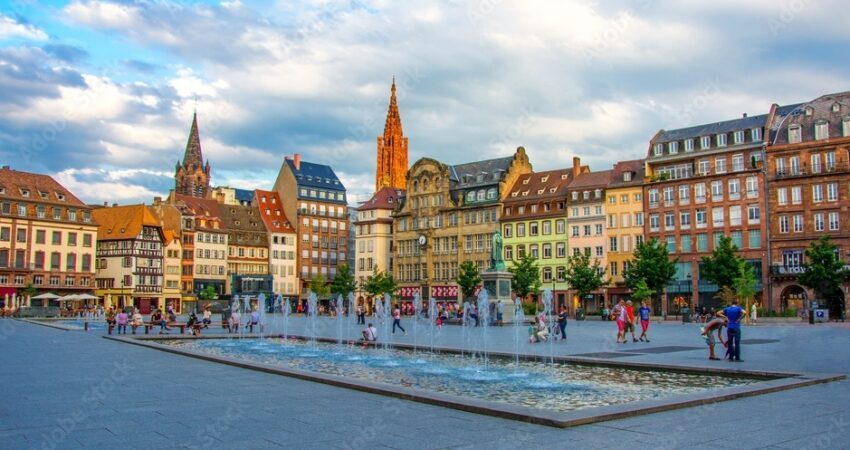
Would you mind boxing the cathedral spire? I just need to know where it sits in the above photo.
[183,112,204,169]
[175,112,211,198]
[375,78,409,191]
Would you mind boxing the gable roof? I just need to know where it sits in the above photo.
[254,189,296,234]
[567,169,613,190]
[449,155,514,189]
[219,204,269,247]
[504,168,573,203]
[608,159,646,188]
[0,167,88,207]
[173,193,222,218]
[286,159,346,191]
[92,204,161,240]
[656,114,768,143]
[358,187,404,211]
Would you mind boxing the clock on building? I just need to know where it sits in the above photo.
[418,234,427,247]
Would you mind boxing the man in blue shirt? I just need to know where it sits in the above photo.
[717,299,747,362]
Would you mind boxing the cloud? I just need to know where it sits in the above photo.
[42,44,89,63]
[0,14,48,41]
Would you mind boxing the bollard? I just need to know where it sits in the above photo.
[84,321,88,331]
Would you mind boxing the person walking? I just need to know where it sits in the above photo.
[751,302,758,324]
[701,316,727,360]
[557,307,568,341]
[115,310,128,334]
[612,300,626,343]
[202,306,212,329]
[637,301,652,342]
[717,299,747,362]
[625,300,638,342]
[392,306,406,334]
[230,309,241,334]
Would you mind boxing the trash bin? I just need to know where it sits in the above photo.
[575,308,585,321]
[681,307,691,323]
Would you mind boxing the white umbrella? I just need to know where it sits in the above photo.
[75,293,99,300]
[58,294,81,302]
[31,292,61,300]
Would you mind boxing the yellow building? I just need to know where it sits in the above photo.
[393,147,532,305]
[355,187,401,301]
[0,167,98,308]
[604,159,645,304]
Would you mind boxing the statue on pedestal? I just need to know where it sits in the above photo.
[491,231,505,271]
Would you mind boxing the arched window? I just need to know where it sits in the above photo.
[486,188,497,200]
[477,190,485,201]
[422,178,429,190]
[466,191,475,203]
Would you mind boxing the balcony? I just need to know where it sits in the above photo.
[770,265,804,277]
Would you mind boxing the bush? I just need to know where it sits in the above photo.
[783,308,797,318]
[522,302,538,317]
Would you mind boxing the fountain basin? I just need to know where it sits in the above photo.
[105,334,844,427]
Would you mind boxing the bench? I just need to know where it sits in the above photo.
[109,322,192,335]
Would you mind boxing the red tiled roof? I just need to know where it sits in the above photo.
[504,168,572,202]
[358,186,404,211]
[567,169,613,189]
[0,168,87,207]
[92,204,161,240]
[173,193,222,218]
[254,189,295,234]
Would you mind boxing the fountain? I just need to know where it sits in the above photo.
[381,293,391,352]
[411,293,421,356]
[427,297,437,354]
[478,288,491,368]
[282,295,291,340]
[256,293,266,337]
[542,288,555,365]
[335,294,345,344]
[307,292,318,348]
[347,292,356,341]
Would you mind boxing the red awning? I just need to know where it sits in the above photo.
[0,287,18,297]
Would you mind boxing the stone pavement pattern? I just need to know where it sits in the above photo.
[1,318,849,449]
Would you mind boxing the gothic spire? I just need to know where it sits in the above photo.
[375,77,409,191]
[384,76,402,136]
[182,112,203,168]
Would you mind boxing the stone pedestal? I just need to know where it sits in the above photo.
[481,270,517,323]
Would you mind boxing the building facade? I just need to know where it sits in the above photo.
[174,113,211,198]
[0,167,97,307]
[255,190,298,302]
[644,114,769,314]
[604,159,645,304]
[765,93,850,317]
[273,153,348,297]
[355,187,401,297]
[564,158,610,313]
[219,203,272,305]
[393,147,532,304]
[170,194,229,297]
[375,79,409,191]
[501,168,572,306]
[92,205,164,313]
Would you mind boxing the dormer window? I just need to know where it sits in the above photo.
[541,176,549,183]
[39,191,48,199]
[833,103,841,113]
[549,188,556,193]
[733,130,744,144]
[716,133,727,147]
[751,128,762,142]
[668,141,678,154]
[842,117,850,137]
[594,189,602,199]
[684,139,694,152]
[805,106,814,116]
[583,191,590,200]
[0,187,4,195]
[522,179,529,185]
[571,192,578,201]
[561,174,568,180]
[815,120,829,140]
[537,189,544,195]
[788,124,802,144]
[511,192,518,197]
[653,143,663,156]
[623,172,632,182]
[522,191,529,196]
[700,136,711,149]
[20,189,29,197]
[476,174,484,183]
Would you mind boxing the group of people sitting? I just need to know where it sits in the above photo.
[226,308,263,333]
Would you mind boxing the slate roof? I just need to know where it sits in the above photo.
[287,159,346,191]
[219,204,269,247]
[92,204,161,241]
[254,189,295,234]
[608,159,646,188]
[567,170,613,190]
[768,92,849,146]
[449,156,514,189]
[656,114,769,143]
[234,188,254,204]
[0,167,88,207]
[358,187,404,211]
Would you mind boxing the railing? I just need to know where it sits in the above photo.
[770,265,804,276]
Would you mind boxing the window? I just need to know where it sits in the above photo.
[696,208,707,226]
[571,226,579,237]
[52,231,61,245]
[530,244,539,259]
[680,210,691,228]
[664,212,675,229]
[595,246,603,257]
[747,205,760,224]
[788,125,802,143]
[648,189,659,206]
[668,141,678,154]
[729,205,742,226]
[529,222,539,236]
[715,157,727,174]
[67,232,77,246]
[732,154,744,172]
[826,151,837,171]
[811,153,822,174]
[649,213,659,231]
[814,213,825,232]
[728,179,740,199]
[556,220,565,234]
[829,212,840,231]
[779,215,789,233]
[66,253,76,271]
[654,143,663,156]
[731,231,743,249]
[16,229,26,243]
[793,214,804,233]
[716,133,727,147]
[609,237,618,252]
[681,235,692,253]
[556,243,566,258]
[584,225,591,236]
[700,136,711,149]
[684,139,694,152]
[711,180,723,200]
[751,128,762,142]
[746,176,758,197]
[17,204,26,216]
[621,213,630,228]
[663,187,674,204]
[790,156,800,175]
[813,184,824,203]
[815,120,829,140]
[777,187,788,205]
[83,234,92,247]
[542,244,552,259]
[542,221,551,235]
[776,157,786,175]
[828,183,838,202]
[712,207,724,226]
[595,224,603,235]
[694,183,706,202]
[733,131,744,145]
[748,230,761,248]
[516,223,525,237]
[610,262,618,277]
[697,233,708,252]
[50,252,60,270]
[503,224,512,238]
[679,185,690,203]
[635,212,644,226]
[504,246,513,260]
[791,186,802,205]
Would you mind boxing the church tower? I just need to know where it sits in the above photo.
[375,78,409,191]
[174,112,211,198]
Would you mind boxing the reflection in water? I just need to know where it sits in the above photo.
[164,338,759,412]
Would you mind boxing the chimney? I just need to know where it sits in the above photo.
[294,153,301,170]
[153,196,162,205]
[572,157,581,178]
[1,165,9,170]
[743,113,748,118]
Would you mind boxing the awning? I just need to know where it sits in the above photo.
[0,287,17,297]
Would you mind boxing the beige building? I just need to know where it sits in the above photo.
[393,147,532,304]
[255,189,299,300]
[0,167,98,307]
[162,231,182,312]
[172,194,229,297]
[355,187,401,298]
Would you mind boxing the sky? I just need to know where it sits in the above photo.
[1,0,849,206]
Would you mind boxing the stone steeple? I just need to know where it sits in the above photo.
[174,112,211,198]
[375,77,409,191]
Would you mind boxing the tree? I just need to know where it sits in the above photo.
[630,279,655,303]
[508,254,541,302]
[457,261,482,301]
[309,273,331,298]
[701,236,744,290]
[800,235,849,318]
[330,263,357,299]
[566,252,606,303]
[362,269,397,298]
[23,283,37,298]
[198,285,217,301]
[624,238,677,306]
[734,260,758,320]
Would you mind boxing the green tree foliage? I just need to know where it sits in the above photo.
[198,285,217,300]
[734,260,758,314]
[508,254,541,301]
[701,236,744,290]
[624,238,677,301]
[800,235,849,303]
[330,263,357,298]
[566,252,606,300]
[309,273,331,298]
[23,283,37,297]
[362,269,397,298]
[630,279,655,303]
[457,261,482,300]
